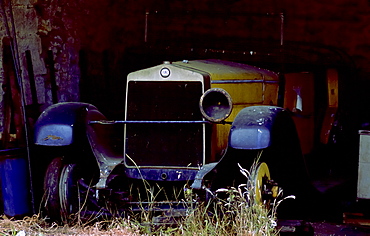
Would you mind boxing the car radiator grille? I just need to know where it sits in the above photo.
[125,81,204,167]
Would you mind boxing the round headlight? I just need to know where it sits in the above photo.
[199,88,233,123]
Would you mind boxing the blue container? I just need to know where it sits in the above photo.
[0,155,32,217]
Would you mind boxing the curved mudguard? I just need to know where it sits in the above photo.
[34,102,98,146]
[192,105,306,192]
[229,105,293,149]
[208,105,310,199]
[193,106,297,189]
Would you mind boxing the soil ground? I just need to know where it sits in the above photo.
[277,173,370,235]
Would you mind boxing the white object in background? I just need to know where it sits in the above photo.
[16,230,26,236]
[357,130,370,199]
[293,86,302,112]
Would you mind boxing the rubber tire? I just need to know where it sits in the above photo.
[59,163,80,220]
[43,157,64,222]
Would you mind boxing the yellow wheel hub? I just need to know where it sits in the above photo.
[254,162,271,205]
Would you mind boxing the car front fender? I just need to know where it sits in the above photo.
[34,102,98,146]
[229,106,294,150]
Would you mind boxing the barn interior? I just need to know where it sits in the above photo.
[0,0,370,232]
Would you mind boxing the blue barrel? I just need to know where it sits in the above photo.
[0,150,32,217]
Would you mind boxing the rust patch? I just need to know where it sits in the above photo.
[43,135,63,141]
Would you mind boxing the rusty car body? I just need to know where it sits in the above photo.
[34,59,324,223]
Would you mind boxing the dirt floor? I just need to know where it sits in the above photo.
[311,222,370,236]
[278,220,370,235]
[277,172,370,235]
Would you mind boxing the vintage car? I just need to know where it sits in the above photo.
[34,59,313,223]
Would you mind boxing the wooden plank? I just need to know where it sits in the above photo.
[320,68,339,144]
[2,37,24,148]
[0,133,17,142]
[327,68,339,108]
[343,212,370,226]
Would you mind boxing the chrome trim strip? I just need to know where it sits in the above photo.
[211,80,278,84]
[89,120,209,125]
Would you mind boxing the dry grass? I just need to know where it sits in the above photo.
[0,215,140,236]
[0,158,292,235]
[173,159,291,236]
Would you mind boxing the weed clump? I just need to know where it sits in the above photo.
[0,158,293,235]
[175,160,293,236]
[133,158,294,235]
